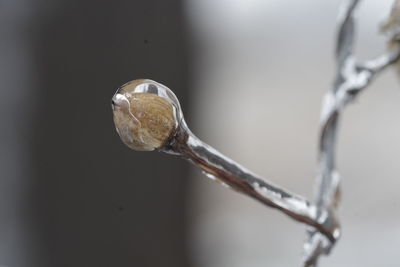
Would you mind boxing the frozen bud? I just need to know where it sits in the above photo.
[111,79,179,151]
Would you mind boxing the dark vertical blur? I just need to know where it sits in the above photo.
[1,0,192,266]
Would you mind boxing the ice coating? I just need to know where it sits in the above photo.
[110,79,338,244]
[111,79,180,151]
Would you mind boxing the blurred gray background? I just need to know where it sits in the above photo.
[1,0,191,266]
[1,0,400,266]
[186,0,400,266]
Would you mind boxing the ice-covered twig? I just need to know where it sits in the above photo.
[302,0,400,266]
[111,79,338,241]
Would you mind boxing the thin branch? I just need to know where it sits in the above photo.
[112,79,339,243]
[357,48,400,75]
[302,1,400,266]
[336,0,359,69]
[164,122,337,242]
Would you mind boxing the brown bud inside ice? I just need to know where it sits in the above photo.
[112,80,177,151]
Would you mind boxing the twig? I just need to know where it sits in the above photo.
[112,79,338,241]
[302,0,400,266]
[166,121,337,241]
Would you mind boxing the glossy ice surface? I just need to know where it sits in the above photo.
[112,80,179,151]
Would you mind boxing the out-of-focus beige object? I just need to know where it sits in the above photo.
[382,0,400,43]
[382,0,400,76]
